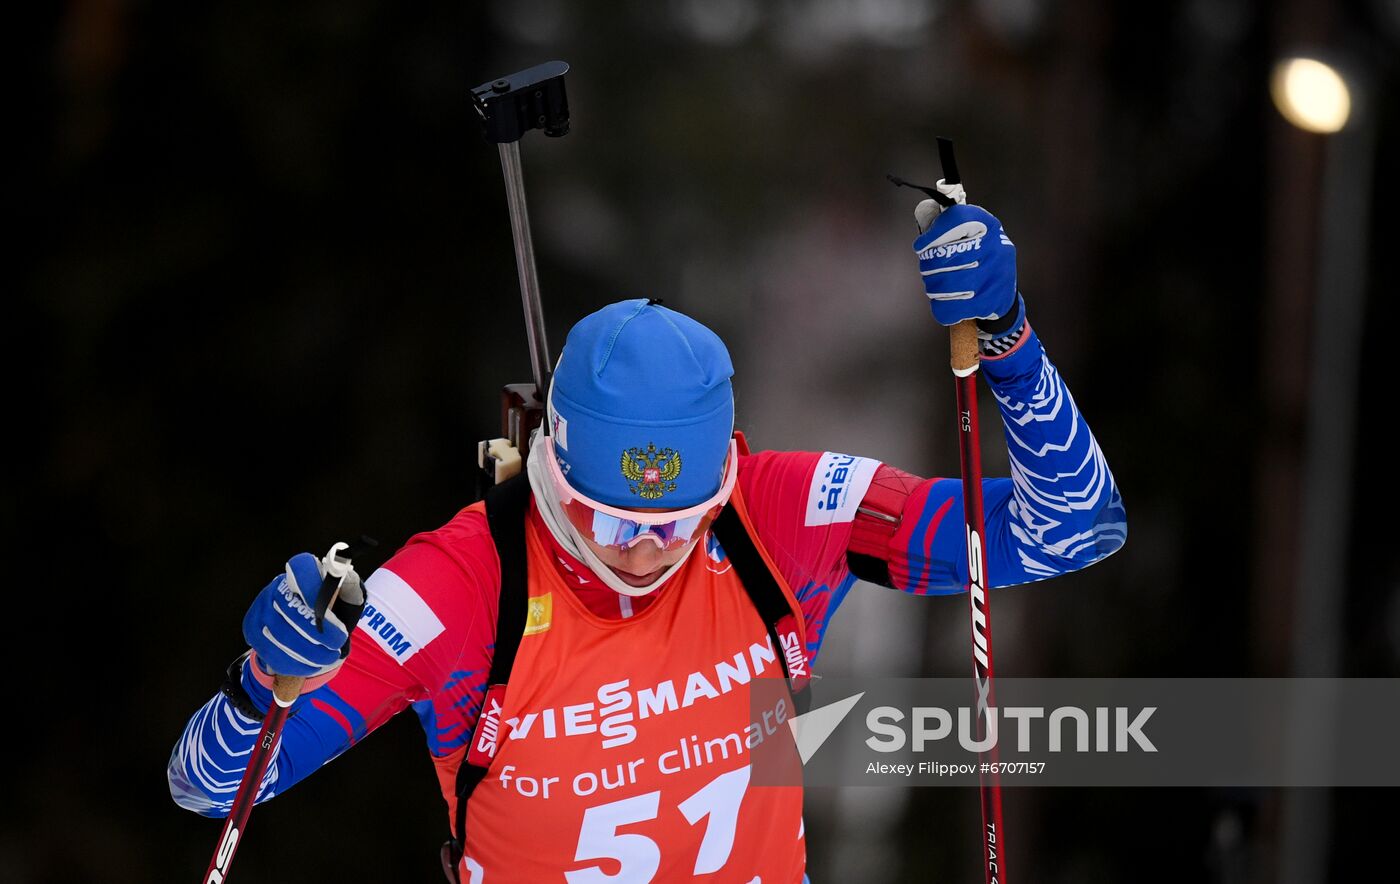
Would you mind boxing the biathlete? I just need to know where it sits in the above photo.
[171,189,1127,882]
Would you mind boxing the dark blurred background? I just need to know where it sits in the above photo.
[14,0,1399,881]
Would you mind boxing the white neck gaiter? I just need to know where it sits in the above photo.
[526,430,702,598]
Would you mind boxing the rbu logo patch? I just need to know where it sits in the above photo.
[804,452,880,526]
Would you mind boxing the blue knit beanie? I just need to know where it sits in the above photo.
[547,299,735,509]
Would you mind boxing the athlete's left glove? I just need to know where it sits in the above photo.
[913,188,1023,332]
[241,552,366,685]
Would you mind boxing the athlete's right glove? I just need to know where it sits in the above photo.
[241,552,365,681]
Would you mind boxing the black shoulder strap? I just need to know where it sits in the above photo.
[483,472,532,685]
[710,505,799,678]
[451,470,532,853]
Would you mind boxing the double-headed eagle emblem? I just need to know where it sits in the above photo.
[620,443,682,500]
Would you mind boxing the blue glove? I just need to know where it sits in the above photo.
[242,552,364,678]
[913,203,1019,326]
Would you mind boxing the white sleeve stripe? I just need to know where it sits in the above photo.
[190,746,242,792]
[1010,457,1107,513]
[213,713,254,758]
[173,694,285,805]
[1008,441,1096,488]
[1007,439,1096,486]
[985,345,1125,573]
[220,701,261,735]
[195,739,249,781]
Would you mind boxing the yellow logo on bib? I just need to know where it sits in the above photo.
[524,593,552,636]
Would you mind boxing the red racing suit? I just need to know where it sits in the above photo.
[170,325,1127,880]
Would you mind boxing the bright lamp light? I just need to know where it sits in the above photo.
[1271,57,1352,134]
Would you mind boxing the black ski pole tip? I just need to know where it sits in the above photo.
[936,137,960,186]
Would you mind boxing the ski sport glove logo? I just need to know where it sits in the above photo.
[914,204,1018,326]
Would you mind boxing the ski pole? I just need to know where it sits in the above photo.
[938,137,1009,884]
[202,541,362,884]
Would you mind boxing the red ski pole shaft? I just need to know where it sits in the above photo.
[938,135,1007,884]
[202,674,303,883]
[951,321,1007,884]
[201,541,364,882]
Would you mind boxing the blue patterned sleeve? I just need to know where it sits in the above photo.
[894,324,1126,593]
[167,657,353,817]
[982,324,1126,582]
